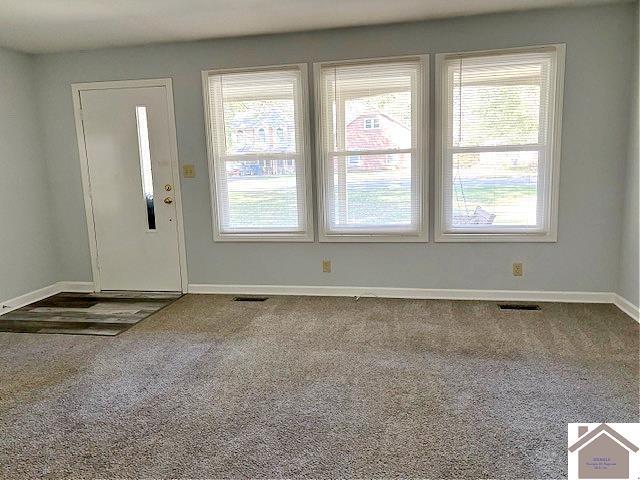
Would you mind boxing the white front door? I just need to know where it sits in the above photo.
[79,85,183,291]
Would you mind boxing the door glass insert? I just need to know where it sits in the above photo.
[135,105,156,230]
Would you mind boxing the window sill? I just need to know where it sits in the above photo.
[213,232,314,242]
[319,232,428,243]
[434,231,557,243]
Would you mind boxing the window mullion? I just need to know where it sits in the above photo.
[331,148,413,157]
[221,152,299,161]
[449,144,545,154]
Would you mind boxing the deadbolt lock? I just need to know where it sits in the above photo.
[164,184,172,191]
[164,197,173,204]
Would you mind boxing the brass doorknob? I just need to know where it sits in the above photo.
[164,184,172,191]
[164,197,173,204]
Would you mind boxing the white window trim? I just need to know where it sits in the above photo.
[434,44,565,243]
[313,55,429,243]
[201,63,315,242]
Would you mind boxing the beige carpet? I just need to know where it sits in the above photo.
[0,294,637,479]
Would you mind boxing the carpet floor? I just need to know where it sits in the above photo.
[0,294,637,479]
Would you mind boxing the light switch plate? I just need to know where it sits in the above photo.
[183,164,195,178]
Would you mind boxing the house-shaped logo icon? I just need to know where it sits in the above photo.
[568,423,639,479]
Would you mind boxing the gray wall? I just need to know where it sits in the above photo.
[617,3,639,306]
[0,47,58,302]
[34,4,636,292]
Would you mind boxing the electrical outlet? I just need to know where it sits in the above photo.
[183,164,195,178]
[322,259,331,273]
[512,262,523,277]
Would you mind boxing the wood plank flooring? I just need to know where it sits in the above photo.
[0,291,182,336]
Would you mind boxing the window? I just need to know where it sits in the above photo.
[315,56,427,241]
[135,105,156,230]
[203,65,313,241]
[257,127,266,144]
[436,45,564,242]
[364,117,380,129]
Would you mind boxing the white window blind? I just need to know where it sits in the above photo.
[316,57,427,241]
[437,46,563,241]
[203,65,312,240]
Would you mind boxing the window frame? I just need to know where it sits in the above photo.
[313,55,429,243]
[201,63,314,242]
[434,44,565,243]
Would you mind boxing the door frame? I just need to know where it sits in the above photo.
[71,78,189,293]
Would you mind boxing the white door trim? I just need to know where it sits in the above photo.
[71,78,189,292]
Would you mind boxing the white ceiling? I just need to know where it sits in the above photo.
[0,0,629,54]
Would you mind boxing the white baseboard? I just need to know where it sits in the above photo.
[188,283,614,304]
[3,281,635,323]
[190,283,640,321]
[614,294,640,322]
[0,281,95,316]
[0,283,60,316]
[55,281,96,293]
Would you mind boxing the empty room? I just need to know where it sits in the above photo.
[0,0,638,478]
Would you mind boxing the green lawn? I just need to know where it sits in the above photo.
[453,183,536,204]
[225,175,537,227]
[228,189,299,228]
[452,182,537,224]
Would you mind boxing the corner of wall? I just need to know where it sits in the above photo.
[0,47,60,303]
[31,54,64,285]
[615,2,640,309]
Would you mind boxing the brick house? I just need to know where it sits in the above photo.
[344,112,410,171]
